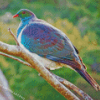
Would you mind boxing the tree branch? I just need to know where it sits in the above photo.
[51,73,93,100]
[0,42,79,99]
[0,52,32,67]
[8,28,19,46]
[0,42,93,100]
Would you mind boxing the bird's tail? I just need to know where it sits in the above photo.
[58,58,100,91]
[76,69,100,91]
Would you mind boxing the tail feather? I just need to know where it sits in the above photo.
[59,58,100,91]
[76,69,100,91]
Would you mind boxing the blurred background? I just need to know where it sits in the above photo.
[0,0,100,100]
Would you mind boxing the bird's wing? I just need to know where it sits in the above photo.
[20,21,78,61]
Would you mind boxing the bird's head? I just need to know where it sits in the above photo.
[13,9,36,21]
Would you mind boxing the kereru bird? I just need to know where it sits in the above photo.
[13,9,100,91]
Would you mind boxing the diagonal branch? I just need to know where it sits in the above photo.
[0,42,79,99]
[0,47,93,100]
[0,52,32,67]
[51,73,93,100]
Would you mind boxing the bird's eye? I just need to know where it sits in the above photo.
[22,11,26,14]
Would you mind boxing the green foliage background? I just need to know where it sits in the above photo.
[0,0,100,100]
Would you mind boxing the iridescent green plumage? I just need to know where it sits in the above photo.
[16,9,36,20]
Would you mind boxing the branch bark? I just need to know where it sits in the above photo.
[51,73,93,100]
[0,49,93,100]
[0,52,31,67]
[0,41,80,100]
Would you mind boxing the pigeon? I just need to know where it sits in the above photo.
[13,9,100,91]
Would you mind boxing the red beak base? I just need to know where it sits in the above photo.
[13,14,19,18]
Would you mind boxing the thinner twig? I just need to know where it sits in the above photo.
[8,28,19,46]
[0,52,32,68]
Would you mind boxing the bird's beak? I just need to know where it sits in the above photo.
[13,14,19,18]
